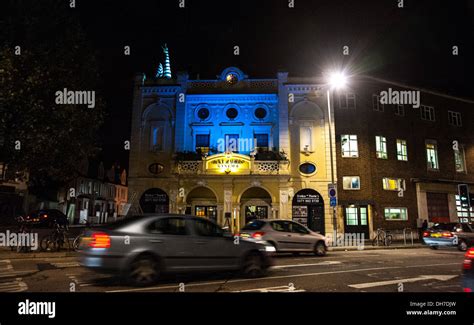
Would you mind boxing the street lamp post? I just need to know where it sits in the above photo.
[326,72,348,246]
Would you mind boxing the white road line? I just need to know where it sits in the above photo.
[106,262,460,293]
[273,261,342,269]
[233,285,306,292]
[348,275,458,289]
[0,278,28,292]
[51,262,80,268]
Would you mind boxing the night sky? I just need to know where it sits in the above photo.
[71,0,473,168]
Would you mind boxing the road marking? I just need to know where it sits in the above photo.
[233,285,306,293]
[105,262,460,293]
[273,261,342,269]
[0,278,28,292]
[348,275,458,289]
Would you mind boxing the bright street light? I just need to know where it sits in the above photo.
[328,71,347,89]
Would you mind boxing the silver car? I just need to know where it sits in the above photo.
[239,219,329,256]
[77,214,275,286]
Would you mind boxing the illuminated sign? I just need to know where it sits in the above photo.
[205,153,250,174]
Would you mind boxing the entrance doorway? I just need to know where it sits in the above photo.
[292,189,325,234]
[344,205,369,237]
[140,188,169,213]
[240,187,272,226]
[186,187,218,223]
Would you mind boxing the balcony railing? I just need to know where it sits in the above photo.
[175,159,289,176]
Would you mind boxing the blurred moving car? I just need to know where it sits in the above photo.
[462,247,474,292]
[23,209,69,228]
[239,219,329,256]
[77,214,275,286]
[422,222,474,251]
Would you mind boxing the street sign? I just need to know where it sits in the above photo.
[328,184,337,207]
[458,184,471,209]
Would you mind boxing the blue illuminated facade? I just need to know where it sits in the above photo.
[129,66,337,235]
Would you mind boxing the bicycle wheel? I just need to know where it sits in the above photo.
[73,236,81,250]
[372,236,379,246]
[385,235,393,246]
[40,235,55,251]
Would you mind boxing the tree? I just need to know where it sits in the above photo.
[0,0,105,195]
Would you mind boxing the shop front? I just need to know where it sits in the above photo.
[292,189,325,234]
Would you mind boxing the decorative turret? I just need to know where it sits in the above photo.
[155,44,172,79]
[162,43,171,79]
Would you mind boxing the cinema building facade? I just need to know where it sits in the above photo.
[128,66,474,238]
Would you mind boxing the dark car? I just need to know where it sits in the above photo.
[77,214,275,286]
[24,209,69,228]
[423,222,474,251]
[462,247,474,292]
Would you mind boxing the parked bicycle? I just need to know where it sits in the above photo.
[10,216,32,253]
[372,228,393,246]
[40,222,71,252]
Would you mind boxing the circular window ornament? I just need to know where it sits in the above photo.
[225,73,238,85]
[148,163,164,175]
[197,107,210,120]
[299,162,317,176]
[226,107,239,119]
[254,107,267,120]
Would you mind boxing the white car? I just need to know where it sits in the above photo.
[239,219,328,256]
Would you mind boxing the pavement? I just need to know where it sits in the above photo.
[0,246,465,293]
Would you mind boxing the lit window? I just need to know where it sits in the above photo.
[375,136,387,159]
[396,139,408,161]
[425,140,439,170]
[338,93,356,109]
[448,111,462,127]
[454,146,466,173]
[455,195,473,223]
[420,105,435,121]
[341,135,358,157]
[384,208,408,221]
[372,94,384,112]
[395,104,405,116]
[345,207,358,225]
[383,178,405,191]
[343,176,360,190]
[300,127,313,152]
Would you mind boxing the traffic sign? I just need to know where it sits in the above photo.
[458,184,471,209]
[328,184,337,207]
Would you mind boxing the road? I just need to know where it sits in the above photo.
[0,248,465,293]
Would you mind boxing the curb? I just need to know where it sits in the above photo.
[329,244,425,252]
[0,250,78,260]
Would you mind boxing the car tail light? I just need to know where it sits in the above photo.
[466,248,474,259]
[463,288,472,293]
[88,232,111,248]
[422,231,430,237]
[441,231,453,238]
[251,231,265,239]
